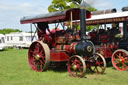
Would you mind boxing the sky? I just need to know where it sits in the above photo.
[0,0,128,32]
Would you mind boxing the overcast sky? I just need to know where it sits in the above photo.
[0,0,128,32]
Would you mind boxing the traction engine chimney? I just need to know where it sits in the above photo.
[80,0,87,41]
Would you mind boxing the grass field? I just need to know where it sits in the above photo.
[0,48,128,85]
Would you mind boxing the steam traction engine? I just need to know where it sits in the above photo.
[20,7,106,77]
[86,8,128,71]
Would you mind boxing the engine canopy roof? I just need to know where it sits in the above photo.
[20,8,91,24]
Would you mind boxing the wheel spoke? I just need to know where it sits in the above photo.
[95,66,100,73]
[71,59,74,63]
[118,62,121,68]
[74,59,78,64]
[99,65,104,70]
[35,60,43,71]
[75,70,78,76]
[126,59,128,63]
[95,61,104,73]
[122,63,127,69]
[115,58,120,61]
[115,61,120,65]
[116,54,119,57]
[116,54,120,59]
[123,52,125,56]
[98,61,104,65]
[40,57,45,65]
[39,50,45,56]
[79,65,84,69]
[30,50,34,53]
[119,53,121,58]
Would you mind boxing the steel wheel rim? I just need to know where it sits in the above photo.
[68,55,86,77]
[28,41,50,72]
[112,49,128,71]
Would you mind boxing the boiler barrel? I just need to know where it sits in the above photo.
[55,41,94,56]
[55,42,78,53]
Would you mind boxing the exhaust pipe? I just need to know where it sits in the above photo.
[122,6,128,11]
[92,8,117,15]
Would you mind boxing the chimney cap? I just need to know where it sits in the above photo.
[79,0,89,9]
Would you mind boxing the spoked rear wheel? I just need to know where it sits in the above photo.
[89,53,106,74]
[28,41,50,72]
[68,55,86,77]
[112,49,128,71]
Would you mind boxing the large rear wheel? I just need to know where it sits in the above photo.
[28,41,50,72]
[112,49,128,71]
[67,55,86,77]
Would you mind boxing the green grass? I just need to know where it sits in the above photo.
[0,48,128,85]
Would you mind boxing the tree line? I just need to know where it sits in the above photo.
[48,0,97,12]
[0,28,22,34]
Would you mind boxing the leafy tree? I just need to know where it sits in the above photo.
[48,0,97,32]
[48,0,70,12]
[0,28,22,34]
[48,0,97,12]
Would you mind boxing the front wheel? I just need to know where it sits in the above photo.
[89,53,106,74]
[67,55,86,77]
[112,49,128,71]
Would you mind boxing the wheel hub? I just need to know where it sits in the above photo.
[72,64,77,70]
[35,55,40,60]
[120,58,125,63]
